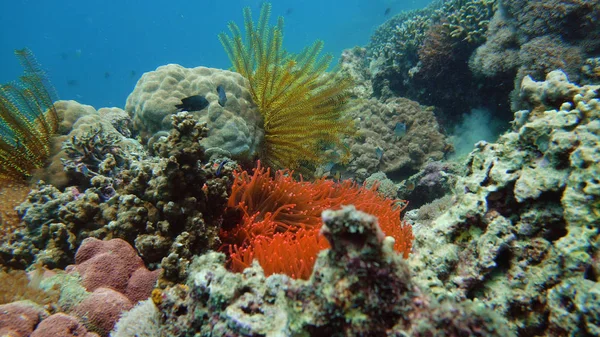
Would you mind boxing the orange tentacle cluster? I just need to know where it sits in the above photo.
[221,161,413,279]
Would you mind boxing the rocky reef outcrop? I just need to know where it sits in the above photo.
[136,206,513,337]
[409,70,600,336]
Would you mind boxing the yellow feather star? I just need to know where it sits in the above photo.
[219,3,354,171]
[0,48,59,182]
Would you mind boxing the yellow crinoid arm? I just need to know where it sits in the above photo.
[219,2,355,171]
[0,48,59,182]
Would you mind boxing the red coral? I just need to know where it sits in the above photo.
[221,161,413,279]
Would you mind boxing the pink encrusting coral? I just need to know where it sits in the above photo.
[73,288,133,336]
[30,313,100,337]
[66,238,160,335]
[67,238,160,303]
[0,301,47,337]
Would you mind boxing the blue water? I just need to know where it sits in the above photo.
[0,0,431,109]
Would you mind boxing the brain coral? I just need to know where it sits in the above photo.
[125,64,263,160]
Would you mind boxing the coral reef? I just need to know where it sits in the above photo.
[442,0,496,44]
[366,0,501,118]
[219,3,354,171]
[150,206,512,336]
[0,301,49,337]
[582,57,600,84]
[396,160,461,211]
[53,100,133,138]
[0,300,100,337]
[0,112,231,286]
[125,65,263,161]
[39,100,138,188]
[0,239,158,336]
[72,288,134,336]
[338,47,373,99]
[31,313,100,337]
[1,3,598,336]
[66,238,159,304]
[408,71,600,336]
[470,0,600,110]
[0,182,31,241]
[502,0,600,48]
[341,97,450,181]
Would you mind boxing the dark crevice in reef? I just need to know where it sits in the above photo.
[584,264,598,282]
[485,182,520,220]
[465,244,513,301]
[465,280,484,301]
[535,190,568,242]
[514,308,548,337]
[480,160,496,187]
[494,244,513,272]
[541,218,568,242]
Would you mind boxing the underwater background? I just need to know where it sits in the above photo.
[0,0,430,108]
[1,0,599,336]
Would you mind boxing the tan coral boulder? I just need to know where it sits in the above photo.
[343,97,450,181]
[125,64,263,160]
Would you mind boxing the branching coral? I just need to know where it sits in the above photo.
[221,161,413,279]
[0,48,59,182]
[61,123,126,176]
[219,3,354,171]
[442,0,496,44]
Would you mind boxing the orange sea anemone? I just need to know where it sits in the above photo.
[220,161,413,280]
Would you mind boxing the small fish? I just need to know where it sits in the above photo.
[330,163,345,181]
[393,122,407,138]
[216,159,229,176]
[384,7,391,16]
[217,85,227,107]
[77,164,90,176]
[104,71,110,79]
[285,7,294,16]
[67,79,79,87]
[375,147,384,160]
[175,95,209,112]
[323,162,336,172]
[130,70,136,78]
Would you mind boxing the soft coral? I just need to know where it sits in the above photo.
[221,162,413,279]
